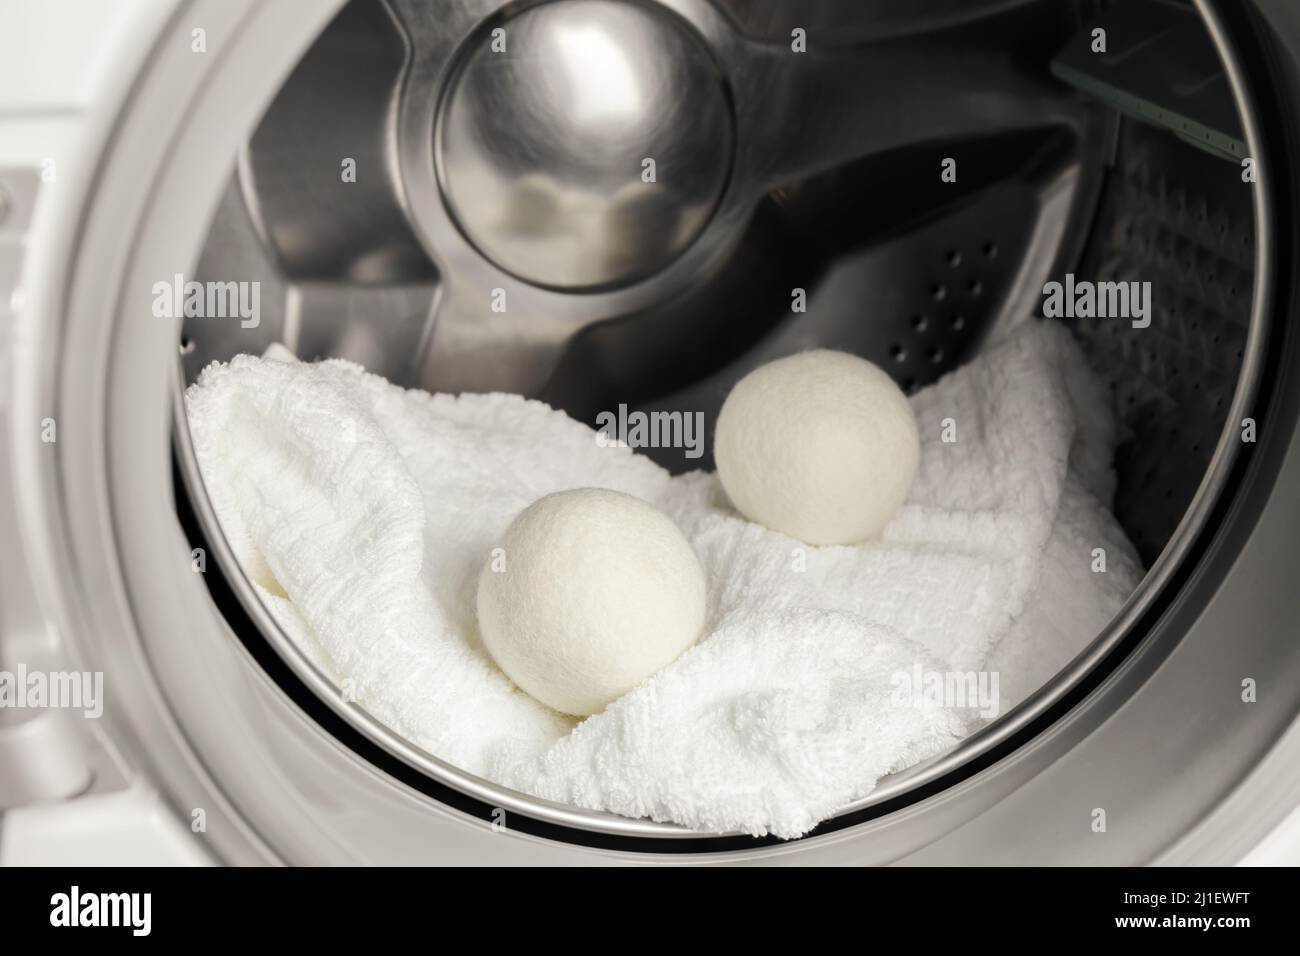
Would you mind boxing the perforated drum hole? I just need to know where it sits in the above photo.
[889,344,907,362]
[946,250,962,267]
[910,314,928,331]
[928,347,944,364]
[950,314,966,331]
[982,241,998,259]
[930,283,947,302]
[967,279,984,296]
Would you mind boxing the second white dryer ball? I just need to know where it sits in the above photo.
[714,350,920,546]
[476,488,707,717]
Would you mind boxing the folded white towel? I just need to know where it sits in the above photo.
[185,320,1141,838]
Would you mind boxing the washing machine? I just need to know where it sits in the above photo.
[2,0,1300,866]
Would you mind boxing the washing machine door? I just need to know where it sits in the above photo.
[3,0,1300,867]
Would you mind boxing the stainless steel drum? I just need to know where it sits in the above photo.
[6,0,1300,863]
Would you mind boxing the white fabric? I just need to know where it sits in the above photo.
[185,321,1142,838]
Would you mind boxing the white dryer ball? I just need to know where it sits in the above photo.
[476,488,707,717]
[714,350,920,546]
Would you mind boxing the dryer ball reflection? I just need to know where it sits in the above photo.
[714,350,921,546]
[476,488,707,716]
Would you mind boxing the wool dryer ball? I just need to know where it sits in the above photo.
[476,488,708,717]
[714,350,920,546]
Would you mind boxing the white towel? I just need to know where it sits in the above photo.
[185,320,1142,838]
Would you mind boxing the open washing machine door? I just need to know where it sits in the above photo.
[4,0,1300,865]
